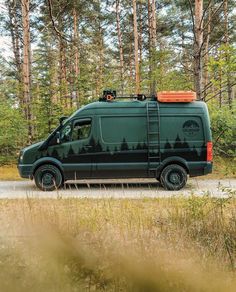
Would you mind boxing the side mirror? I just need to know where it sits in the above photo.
[56,131,61,144]
[59,116,68,125]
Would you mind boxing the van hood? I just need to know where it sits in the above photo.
[23,141,44,152]
[20,141,45,164]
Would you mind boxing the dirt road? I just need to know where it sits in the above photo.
[0,178,235,198]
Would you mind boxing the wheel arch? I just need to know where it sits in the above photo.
[157,157,189,179]
[32,157,64,178]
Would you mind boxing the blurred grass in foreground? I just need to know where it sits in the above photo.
[0,190,236,291]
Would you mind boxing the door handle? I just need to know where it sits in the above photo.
[84,145,92,149]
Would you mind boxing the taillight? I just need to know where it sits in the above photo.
[207,142,213,162]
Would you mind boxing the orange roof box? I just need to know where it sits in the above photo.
[157,91,196,103]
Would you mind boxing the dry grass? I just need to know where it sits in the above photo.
[206,156,236,179]
[0,191,236,291]
[0,164,23,180]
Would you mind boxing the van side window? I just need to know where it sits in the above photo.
[71,119,92,141]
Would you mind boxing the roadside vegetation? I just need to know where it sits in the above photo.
[0,192,236,291]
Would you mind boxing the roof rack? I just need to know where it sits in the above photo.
[99,90,155,102]
[99,90,196,103]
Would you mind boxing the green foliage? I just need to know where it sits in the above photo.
[209,102,236,157]
[208,45,236,92]
[0,99,27,164]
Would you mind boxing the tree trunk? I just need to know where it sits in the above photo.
[8,0,22,81]
[94,0,104,98]
[97,22,104,97]
[219,64,222,108]
[203,2,211,101]
[223,0,229,45]
[21,0,33,142]
[133,0,140,94]
[148,0,157,95]
[128,38,133,94]
[223,0,232,110]
[148,0,152,94]
[8,0,24,112]
[115,0,124,95]
[138,1,143,87]
[59,37,68,107]
[194,0,203,100]
[73,7,80,107]
[48,44,58,104]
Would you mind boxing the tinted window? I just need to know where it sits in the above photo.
[60,119,91,143]
[72,119,91,141]
[100,116,146,143]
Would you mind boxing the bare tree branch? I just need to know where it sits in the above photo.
[187,0,196,43]
[200,0,212,28]
[47,0,69,42]
[202,0,225,32]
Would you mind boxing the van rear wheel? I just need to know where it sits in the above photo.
[34,164,63,191]
[160,164,187,191]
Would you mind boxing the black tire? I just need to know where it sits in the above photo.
[34,164,63,191]
[160,164,187,191]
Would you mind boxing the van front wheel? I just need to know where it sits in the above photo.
[160,164,187,191]
[34,164,63,191]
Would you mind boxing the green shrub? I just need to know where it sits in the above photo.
[209,102,236,157]
[0,99,27,164]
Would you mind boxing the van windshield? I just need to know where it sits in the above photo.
[39,119,71,150]
[62,117,69,126]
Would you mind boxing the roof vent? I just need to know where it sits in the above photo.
[157,91,196,103]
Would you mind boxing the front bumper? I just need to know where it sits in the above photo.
[17,164,33,179]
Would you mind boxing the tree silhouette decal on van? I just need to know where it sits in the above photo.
[46,133,205,164]
[136,143,142,150]
[120,138,129,151]
[51,148,60,159]
[68,145,75,156]
[182,138,189,149]
[173,135,183,149]
[164,139,172,149]
[162,135,206,161]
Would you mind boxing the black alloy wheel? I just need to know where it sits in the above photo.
[160,164,187,191]
[34,164,63,191]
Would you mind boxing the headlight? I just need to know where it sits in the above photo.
[19,151,24,163]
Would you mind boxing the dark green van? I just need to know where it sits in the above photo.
[18,95,213,191]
